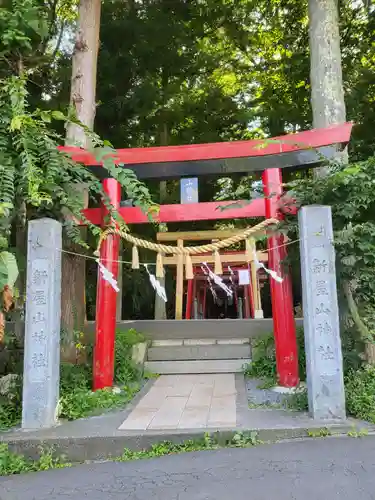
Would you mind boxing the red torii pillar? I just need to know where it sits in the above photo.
[262,168,299,387]
[93,177,121,391]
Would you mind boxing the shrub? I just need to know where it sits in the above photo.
[60,362,92,392]
[244,333,276,381]
[245,327,306,383]
[345,365,375,423]
[58,328,144,420]
[58,385,139,420]
[0,374,22,430]
[114,328,144,384]
[0,444,69,475]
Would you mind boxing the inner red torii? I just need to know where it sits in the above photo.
[61,122,352,391]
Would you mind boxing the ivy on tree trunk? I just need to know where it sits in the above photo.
[62,0,102,360]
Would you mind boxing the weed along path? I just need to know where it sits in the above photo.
[1,436,375,499]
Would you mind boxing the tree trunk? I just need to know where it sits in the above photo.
[13,202,26,343]
[62,0,102,361]
[66,0,102,146]
[308,0,347,177]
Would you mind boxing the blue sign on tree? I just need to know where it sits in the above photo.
[180,177,198,204]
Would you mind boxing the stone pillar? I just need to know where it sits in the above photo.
[22,219,62,429]
[299,206,346,420]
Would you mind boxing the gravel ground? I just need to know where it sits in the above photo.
[245,377,305,407]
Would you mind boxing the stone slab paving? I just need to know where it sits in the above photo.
[118,374,237,431]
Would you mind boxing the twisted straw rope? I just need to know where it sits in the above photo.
[96,218,279,256]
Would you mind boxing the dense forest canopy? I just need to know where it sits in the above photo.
[21,0,373,158]
[3,0,372,200]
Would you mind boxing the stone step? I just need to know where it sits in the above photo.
[148,344,251,361]
[144,359,250,374]
[151,338,249,347]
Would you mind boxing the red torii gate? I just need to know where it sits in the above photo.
[61,122,352,391]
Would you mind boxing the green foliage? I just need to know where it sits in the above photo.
[345,366,375,424]
[0,0,155,270]
[243,334,277,381]
[287,156,375,361]
[0,432,263,476]
[59,328,144,420]
[0,329,145,428]
[59,362,93,393]
[244,328,306,383]
[0,375,22,431]
[0,0,48,62]
[119,432,261,462]
[115,328,144,384]
[347,426,369,438]
[94,0,253,149]
[0,444,70,476]
[0,251,18,290]
[58,385,140,421]
[0,74,154,250]
[284,389,308,412]
[307,428,331,438]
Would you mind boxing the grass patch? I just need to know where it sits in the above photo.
[347,426,369,438]
[0,444,71,476]
[307,427,331,438]
[345,365,375,423]
[283,389,308,411]
[119,432,261,462]
[58,384,140,420]
[0,432,263,476]
[244,327,306,384]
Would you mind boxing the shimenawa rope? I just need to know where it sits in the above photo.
[95,217,279,279]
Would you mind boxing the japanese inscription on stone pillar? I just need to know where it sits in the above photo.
[299,206,346,420]
[22,219,62,429]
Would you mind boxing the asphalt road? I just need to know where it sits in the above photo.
[1,436,375,500]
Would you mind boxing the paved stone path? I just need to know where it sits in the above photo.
[2,436,375,499]
[119,374,237,430]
